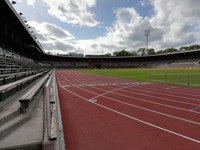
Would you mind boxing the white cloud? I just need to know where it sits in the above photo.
[149,0,200,49]
[16,0,200,55]
[17,0,36,6]
[75,7,153,54]
[76,0,200,54]
[42,0,99,27]
[139,0,150,7]
[28,21,78,54]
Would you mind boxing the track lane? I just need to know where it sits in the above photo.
[59,71,200,123]
[55,70,199,149]
[60,84,200,140]
[58,84,200,150]
[66,71,200,107]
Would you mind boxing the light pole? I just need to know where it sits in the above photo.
[144,30,150,50]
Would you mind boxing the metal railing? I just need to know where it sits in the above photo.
[43,69,66,150]
[149,73,200,87]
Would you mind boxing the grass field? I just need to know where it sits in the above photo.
[79,68,200,87]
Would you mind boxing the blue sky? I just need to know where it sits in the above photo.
[10,0,200,55]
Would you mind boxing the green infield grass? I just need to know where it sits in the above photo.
[79,68,200,87]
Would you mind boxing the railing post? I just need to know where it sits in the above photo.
[44,84,51,139]
[187,75,190,86]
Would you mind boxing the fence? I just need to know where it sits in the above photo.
[149,73,200,87]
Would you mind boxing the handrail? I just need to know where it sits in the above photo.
[44,70,57,140]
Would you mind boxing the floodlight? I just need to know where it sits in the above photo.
[144,30,151,50]
[12,1,16,5]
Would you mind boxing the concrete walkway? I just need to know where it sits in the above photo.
[0,89,44,149]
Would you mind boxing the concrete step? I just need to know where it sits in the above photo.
[0,109,19,126]
[0,114,30,140]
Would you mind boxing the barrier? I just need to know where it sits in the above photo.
[149,73,200,87]
[44,70,57,140]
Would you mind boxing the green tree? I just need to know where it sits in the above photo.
[188,44,200,50]
[131,51,138,56]
[163,48,178,53]
[156,50,165,54]
[137,48,146,56]
[113,50,133,56]
[179,46,189,51]
[146,48,155,55]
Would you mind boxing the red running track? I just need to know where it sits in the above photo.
[56,70,200,150]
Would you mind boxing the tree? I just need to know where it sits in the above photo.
[180,44,200,51]
[131,51,138,56]
[146,48,155,55]
[137,48,146,56]
[163,48,178,53]
[156,50,164,54]
[188,44,200,50]
[179,46,189,51]
[113,50,133,56]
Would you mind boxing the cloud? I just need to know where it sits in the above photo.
[139,0,150,7]
[42,0,99,27]
[17,0,36,6]
[149,0,200,49]
[75,7,153,54]
[28,21,78,54]
[82,1,200,53]
[17,0,200,55]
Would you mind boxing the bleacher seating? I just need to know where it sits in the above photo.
[0,48,53,148]
[19,71,50,113]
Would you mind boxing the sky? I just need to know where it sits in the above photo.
[10,0,200,55]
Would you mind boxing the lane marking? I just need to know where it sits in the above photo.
[145,84,200,95]
[84,84,200,115]
[65,71,200,105]
[59,71,200,115]
[96,84,200,107]
[190,106,200,112]
[58,71,199,117]
[60,73,200,125]
[89,99,97,103]
[56,74,200,144]
[139,84,200,99]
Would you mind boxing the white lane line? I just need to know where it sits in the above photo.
[89,99,97,103]
[96,94,200,125]
[135,84,200,100]
[60,71,200,116]
[104,87,200,113]
[56,76,200,144]
[87,83,200,115]
[89,84,138,101]
[95,84,200,107]
[128,85,200,101]
[64,71,141,87]
[58,72,200,123]
[190,106,200,112]
[61,76,200,125]
[65,72,200,105]
[144,84,200,95]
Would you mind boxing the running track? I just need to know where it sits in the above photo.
[56,70,200,150]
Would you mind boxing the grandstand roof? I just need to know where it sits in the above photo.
[0,0,45,60]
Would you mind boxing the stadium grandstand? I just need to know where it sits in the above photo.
[0,0,200,150]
